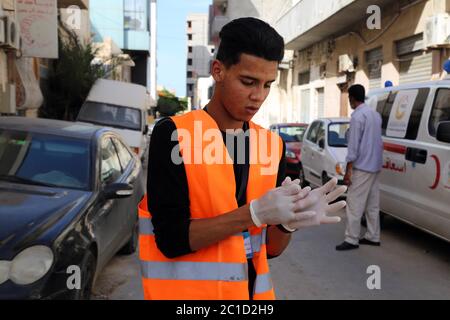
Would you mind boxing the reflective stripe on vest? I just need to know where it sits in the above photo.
[251,228,266,254]
[254,272,273,295]
[141,261,248,281]
[139,217,154,236]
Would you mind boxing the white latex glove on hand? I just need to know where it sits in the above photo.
[249,178,315,227]
[282,177,347,230]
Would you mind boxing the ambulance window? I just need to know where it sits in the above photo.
[380,92,397,135]
[381,88,429,140]
[405,88,429,140]
[429,89,450,137]
[372,93,389,115]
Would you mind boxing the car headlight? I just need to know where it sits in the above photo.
[285,150,296,159]
[0,261,11,285]
[9,246,54,285]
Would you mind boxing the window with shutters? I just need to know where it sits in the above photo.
[366,47,383,89]
[396,34,432,84]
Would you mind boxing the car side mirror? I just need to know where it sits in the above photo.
[143,125,149,135]
[103,183,134,200]
[436,121,450,143]
[318,139,325,149]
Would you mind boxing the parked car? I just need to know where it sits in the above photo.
[0,117,145,299]
[76,79,150,163]
[301,118,350,188]
[367,79,450,242]
[270,123,308,180]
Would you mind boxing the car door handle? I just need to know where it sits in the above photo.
[405,147,427,164]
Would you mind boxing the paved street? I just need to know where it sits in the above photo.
[93,209,450,300]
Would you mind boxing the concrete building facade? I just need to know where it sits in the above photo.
[186,13,214,109]
[89,0,157,107]
[0,0,90,117]
[276,0,450,121]
[208,0,296,128]
[208,0,450,127]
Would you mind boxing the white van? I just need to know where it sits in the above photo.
[77,79,150,161]
[367,79,450,242]
[301,118,350,188]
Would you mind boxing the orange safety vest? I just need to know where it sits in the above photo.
[138,110,283,300]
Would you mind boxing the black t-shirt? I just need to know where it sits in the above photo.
[147,116,286,297]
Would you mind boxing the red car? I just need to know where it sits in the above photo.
[270,123,309,184]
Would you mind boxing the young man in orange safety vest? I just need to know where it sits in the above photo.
[139,17,347,300]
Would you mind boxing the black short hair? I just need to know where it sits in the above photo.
[348,84,366,103]
[216,17,285,68]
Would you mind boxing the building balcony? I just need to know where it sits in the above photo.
[276,0,392,50]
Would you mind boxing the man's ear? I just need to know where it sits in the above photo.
[211,60,226,82]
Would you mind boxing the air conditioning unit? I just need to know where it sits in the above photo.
[0,83,17,114]
[338,54,355,73]
[5,15,20,50]
[424,14,450,48]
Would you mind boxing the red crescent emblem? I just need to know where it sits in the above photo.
[429,155,441,190]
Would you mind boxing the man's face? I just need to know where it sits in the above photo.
[213,53,278,122]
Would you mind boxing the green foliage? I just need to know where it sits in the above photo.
[39,29,105,121]
[156,89,188,116]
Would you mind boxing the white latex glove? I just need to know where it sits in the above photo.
[249,177,315,227]
[282,177,347,230]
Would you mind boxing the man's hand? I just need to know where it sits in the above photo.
[344,163,352,186]
[343,172,352,186]
[282,177,347,230]
[249,177,315,227]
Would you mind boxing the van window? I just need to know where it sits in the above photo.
[429,88,450,137]
[306,121,321,144]
[78,101,142,131]
[377,88,429,140]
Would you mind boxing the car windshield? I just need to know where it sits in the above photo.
[278,126,307,142]
[328,123,349,148]
[0,130,91,190]
[78,101,142,131]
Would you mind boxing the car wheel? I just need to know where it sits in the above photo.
[298,164,309,188]
[71,250,96,300]
[118,219,138,255]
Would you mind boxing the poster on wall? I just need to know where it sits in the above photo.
[386,89,418,138]
[16,0,58,59]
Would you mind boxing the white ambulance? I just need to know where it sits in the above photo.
[367,79,450,242]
